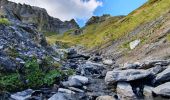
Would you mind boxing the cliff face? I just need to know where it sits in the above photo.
[0,0,79,34]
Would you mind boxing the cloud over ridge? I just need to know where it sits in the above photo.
[9,0,102,21]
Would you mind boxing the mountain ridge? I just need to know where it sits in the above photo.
[0,0,79,34]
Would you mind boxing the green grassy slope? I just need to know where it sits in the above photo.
[47,0,170,49]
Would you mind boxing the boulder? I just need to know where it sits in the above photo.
[117,82,137,100]
[62,78,83,88]
[69,75,89,84]
[48,92,74,100]
[129,39,140,49]
[121,62,140,69]
[141,60,170,69]
[103,59,114,66]
[105,69,150,85]
[105,65,163,85]
[152,82,170,97]
[96,95,115,100]
[10,89,34,100]
[153,66,170,85]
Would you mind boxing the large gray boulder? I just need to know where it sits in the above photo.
[153,66,170,85]
[152,82,170,97]
[105,69,150,85]
[105,65,163,85]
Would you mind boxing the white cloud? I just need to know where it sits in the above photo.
[8,0,102,21]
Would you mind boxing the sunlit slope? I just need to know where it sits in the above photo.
[47,0,170,48]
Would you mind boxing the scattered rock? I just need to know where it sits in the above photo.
[152,82,170,97]
[48,92,74,100]
[68,87,84,93]
[129,39,140,49]
[117,82,137,100]
[69,75,89,84]
[62,78,83,88]
[10,89,34,100]
[58,88,75,94]
[121,62,140,69]
[96,95,115,100]
[103,59,114,66]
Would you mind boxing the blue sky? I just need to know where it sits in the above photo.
[78,0,147,27]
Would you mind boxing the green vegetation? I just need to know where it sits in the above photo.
[0,73,23,92]
[44,31,58,37]
[48,0,170,49]
[166,34,170,41]
[0,18,10,25]
[0,56,74,91]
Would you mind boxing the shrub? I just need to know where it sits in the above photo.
[0,18,10,25]
[0,73,23,92]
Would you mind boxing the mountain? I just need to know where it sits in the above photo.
[0,0,79,34]
[53,0,170,63]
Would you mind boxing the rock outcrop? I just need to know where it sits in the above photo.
[0,0,79,34]
[85,14,124,26]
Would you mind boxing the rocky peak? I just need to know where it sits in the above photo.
[0,0,79,34]
[85,14,111,26]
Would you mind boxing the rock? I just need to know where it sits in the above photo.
[68,87,84,93]
[10,89,34,100]
[117,82,137,100]
[143,86,154,100]
[103,59,114,65]
[69,75,89,84]
[58,88,75,94]
[96,95,115,100]
[152,82,170,97]
[140,60,170,69]
[79,61,104,76]
[153,66,170,85]
[62,78,83,88]
[129,39,140,49]
[105,69,151,85]
[121,62,140,69]
[48,92,74,100]
[0,45,3,49]
[86,61,103,67]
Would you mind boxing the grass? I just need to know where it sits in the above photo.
[166,34,170,41]
[49,0,170,49]
[0,18,10,25]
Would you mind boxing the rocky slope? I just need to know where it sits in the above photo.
[2,0,170,100]
[0,0,79,34]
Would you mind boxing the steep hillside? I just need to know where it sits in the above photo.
[50,0,170,62]
[0,0,79,34]
[51,0,169,47]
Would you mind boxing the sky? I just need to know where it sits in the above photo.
[9,0,147,27]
